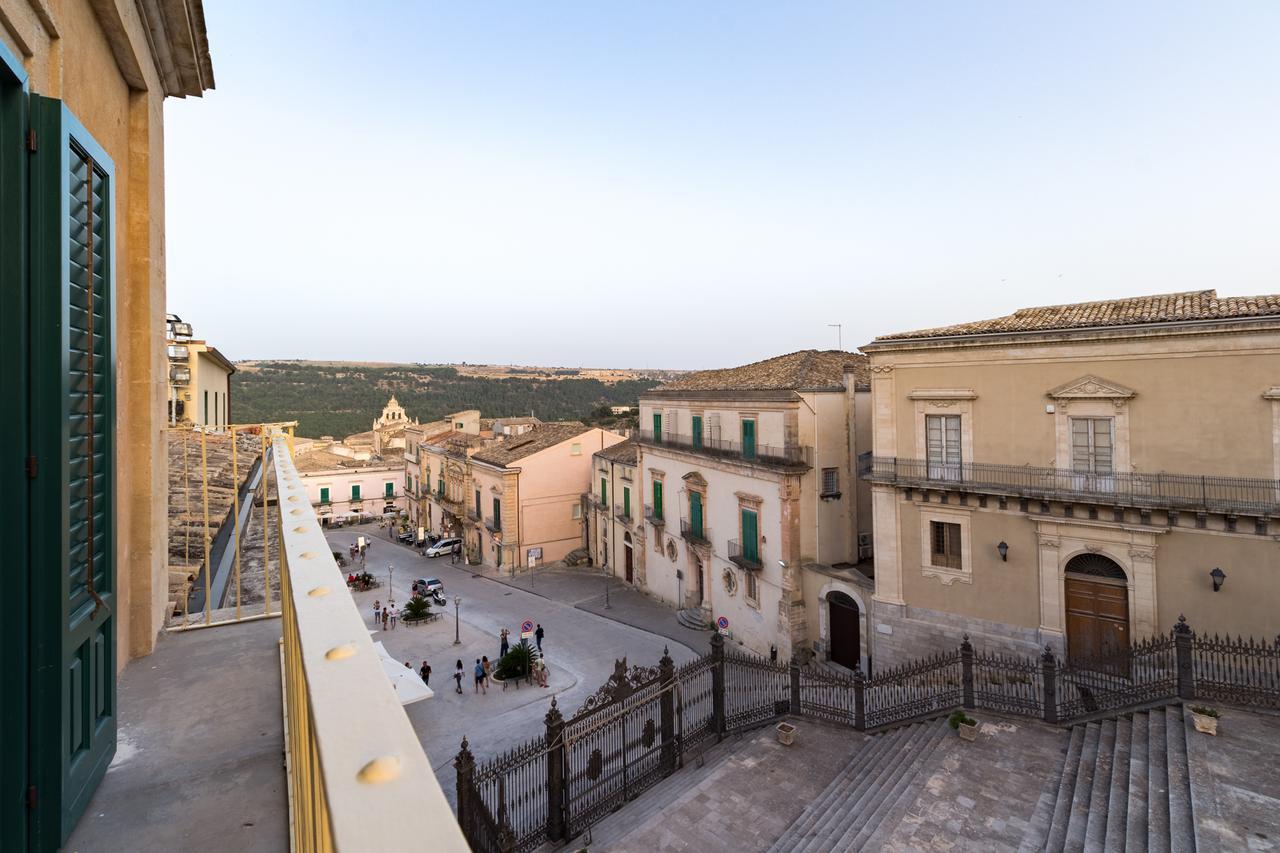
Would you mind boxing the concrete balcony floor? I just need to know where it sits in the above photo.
[66,618,287,853]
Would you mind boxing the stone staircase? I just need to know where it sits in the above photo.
[677,607,712,631]
[1020,704,1197,852]
[766,718,951,853]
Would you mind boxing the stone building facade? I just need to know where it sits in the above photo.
[586,439,646,587]
[860,290,1280,668]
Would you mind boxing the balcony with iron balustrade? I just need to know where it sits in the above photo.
[644,503,665,526]
[858,452,1280,519]
[727,538,763,570]
[614,502,633,525]
[65,428,467,852]
[637,428,812,469]
[680,518,712,548]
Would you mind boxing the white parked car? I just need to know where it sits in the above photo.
[424,538,460,558]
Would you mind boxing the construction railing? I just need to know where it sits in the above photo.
[273,433,466,852]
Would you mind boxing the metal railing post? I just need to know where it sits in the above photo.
[960,635,975,710]
[1174,615,1195,700]
[545,697,566,842]
[1041,646,1059,724]
[852,668,866,731]
[454,737,475,842]
[789,659,801,715]
[711,632,726,741]
[659,647,677,775]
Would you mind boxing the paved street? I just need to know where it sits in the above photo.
[325,524,704,803]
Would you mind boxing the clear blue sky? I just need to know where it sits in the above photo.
[165,2,1280,369]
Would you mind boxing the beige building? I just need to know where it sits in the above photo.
[166,331,235,429]
[422,421,625,568]
[406,408,482,532]
[637,351,872,665]
[586,439,646,586]
[294,448,405,524]
[861,290,1280,669]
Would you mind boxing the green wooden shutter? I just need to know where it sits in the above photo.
[691,415,703,449]
[320,487,329,504]
[741,509,759,562]
[0,43,30,851]
[741,419,756,460]
[386,481,394,498]
[653,480,663,518]
[29,96,117,844]
[351,484,361,500]
[653,412,662,443]
[690,492,703,536]
[493,497,502,530]
[623,486,630,518]
[601,477,607,505]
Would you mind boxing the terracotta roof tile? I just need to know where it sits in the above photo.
[651,350,868,393]
[876,290,1280,341]
[594,439,637,465]
[471,422,591,467]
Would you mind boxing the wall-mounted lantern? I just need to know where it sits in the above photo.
[997,541,1009,562]
[1210,567,1226,592]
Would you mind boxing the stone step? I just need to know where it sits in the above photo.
[676,608,711,631]
[1044,724,1088,852]
[1082,718,1117,851]
[1126,711,1151,853]
[1062,721,1102,851]
[766,720,904,851]
[791,721,935,853]
[849,721,952,851]
[1148,706,1171,853]
[1102,715,1133,852]
[1165,705,1195,853]
[1017,726,1076,853]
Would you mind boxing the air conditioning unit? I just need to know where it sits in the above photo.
[169,366,191,385]
[857,532,873,562]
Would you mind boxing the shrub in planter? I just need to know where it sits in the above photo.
[495,641,534,680]
[948,710,979,741]
[402,597,431,622]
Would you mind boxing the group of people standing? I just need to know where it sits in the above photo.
[371,599,399,630]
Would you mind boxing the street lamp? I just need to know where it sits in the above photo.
[453,595,462,645]
[1210,567,1226,592]
[604,564,612,610]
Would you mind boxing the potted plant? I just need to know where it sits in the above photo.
[949,710,979,741]
[775,721,797,746]
[400,596,431,626]
[1189,705,1220,736]
[493,641,535,686]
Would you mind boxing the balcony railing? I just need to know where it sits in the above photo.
[680,519,712,547]
[645,503,665,525]
[614,502,633,523]
[465,507,480,522]
[727,539,763,570]
[858,453,1280,517]
[637,429,812,468]
[484,516,501,534]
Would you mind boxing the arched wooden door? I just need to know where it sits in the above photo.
[1065,554,1130,662]
[828,592,860,670]
[623,533,634,583]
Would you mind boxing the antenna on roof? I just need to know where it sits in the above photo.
[828,324,843,350]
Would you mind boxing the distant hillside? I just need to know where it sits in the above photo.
[232,361,666,438]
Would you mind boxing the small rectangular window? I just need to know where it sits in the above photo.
[319,487,330,504]
[821,468,839,495]
[929,521,962,569]
[351,484,361,501]
[571,442,582,456]
[745,570,758,603]
[385,482,394,497]
[572,504,582,520]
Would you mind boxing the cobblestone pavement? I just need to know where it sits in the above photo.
[325,524,700,805]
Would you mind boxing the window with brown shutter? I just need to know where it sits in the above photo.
[930,521,962,569]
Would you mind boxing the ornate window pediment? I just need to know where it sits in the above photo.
[1047,375,1136,402]
[682,471,707,488]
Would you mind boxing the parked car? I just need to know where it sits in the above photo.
[397,530,414,544]
[416,577,444,595]
[424,538,460,558]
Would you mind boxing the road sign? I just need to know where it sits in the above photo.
[716,616,729,630]
[521,619,535,637]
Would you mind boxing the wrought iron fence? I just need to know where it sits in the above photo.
[638,429,813,467]
[456,618,1280,851]
[858,452,1280,516]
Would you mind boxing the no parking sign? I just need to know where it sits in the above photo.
[521,619,535,639]
[716,615,730,636]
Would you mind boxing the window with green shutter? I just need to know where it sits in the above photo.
[691,415,703,450]
[741,418,756,460]
[385,481,394,498]
[492,497,501,531]
[652,480,663,519]
[27,95,118,845]
[601,477,607,505]
[351,484,361,501]
[623,486,630,519]
[320,487,330,504]
[741,508,759,563]
[690,491,703,537]
[652,412,662,443]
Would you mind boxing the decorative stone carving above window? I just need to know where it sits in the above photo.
[1047,375,1137,410]
[907,388,978,401]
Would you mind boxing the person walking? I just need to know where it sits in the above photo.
[420,660,431,686]
[499,628,510,659]
[451,542,460,565]
[389,605,398,630]
[453,660,464,694]
[535,623,545,652]
[381,608,389,631]
[373,600,382,626]
[473,659,486,694]
[482,655,492,685]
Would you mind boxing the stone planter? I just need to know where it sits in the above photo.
[1190,708,1219,736]
[957,721,979,742]
[775,722,796,746]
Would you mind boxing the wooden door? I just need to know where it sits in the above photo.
[1065,576,1129,662]
[624,540,633,583]
[828,593,860,670]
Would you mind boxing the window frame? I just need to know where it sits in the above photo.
[918,508,972,585]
